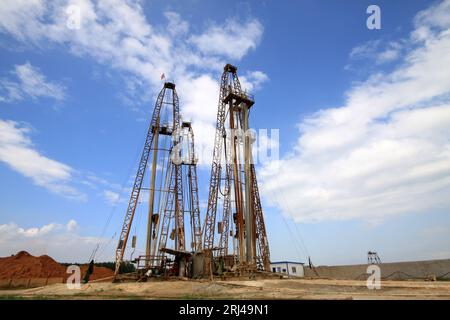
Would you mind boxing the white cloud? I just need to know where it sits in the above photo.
[0,220,108,262]
[376,42,401,64]
[350,40,401,64]
[17,223,57,238]
[66,219,77,232]
[1,1,268,193]
[240,70,269,92]
[0,1,268,168]
[0,1,263,88]
[0,62,66,102]
[413,0,450,30]
[0,119,86,200]
[176,74,218,164]
[260,0,450,223]
[164,11,189,37]
[103,190,121,205]
[350,39,381,59]
[0,0,47,42]
[189,18,263,60]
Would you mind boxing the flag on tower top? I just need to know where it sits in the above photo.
[160,73,165,80]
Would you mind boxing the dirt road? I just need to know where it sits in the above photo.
[1,278,449,300]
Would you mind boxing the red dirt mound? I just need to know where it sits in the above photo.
[0,251,66,279]
[0,251,114,281]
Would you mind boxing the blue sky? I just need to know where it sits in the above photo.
[1,0,449,265]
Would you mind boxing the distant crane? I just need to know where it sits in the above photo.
[367,251,381,264]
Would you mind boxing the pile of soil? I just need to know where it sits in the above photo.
[0,251,66,279]
[0,251,113,281]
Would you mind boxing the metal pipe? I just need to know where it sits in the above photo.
[243,103,256,265]
[145,121,160,267]
[229,105,245,264]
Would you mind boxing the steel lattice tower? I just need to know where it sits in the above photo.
[114,82,201,277]
[202,64,270,272]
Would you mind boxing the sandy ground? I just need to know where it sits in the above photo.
[1,278,450,300]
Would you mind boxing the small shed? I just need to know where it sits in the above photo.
[270,261,304,277]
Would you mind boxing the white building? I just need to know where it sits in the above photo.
[270,261,304,277]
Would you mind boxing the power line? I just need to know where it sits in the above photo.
[271,174,312,261]
[88,119,149,262]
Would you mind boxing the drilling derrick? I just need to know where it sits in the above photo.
[182,121,202,252]
[203,64,270,273]
[114,82,201,279]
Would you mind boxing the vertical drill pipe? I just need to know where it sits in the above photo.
[150,151,172,264]
[229,106,245,263]
[243,104,256,265]
[145,125,159,267]
[218,163,232,256]
[158,162,175,259]
[187,125,202,250]
[172,88,185,251]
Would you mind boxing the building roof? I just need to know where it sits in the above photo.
[270,261,304,265]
